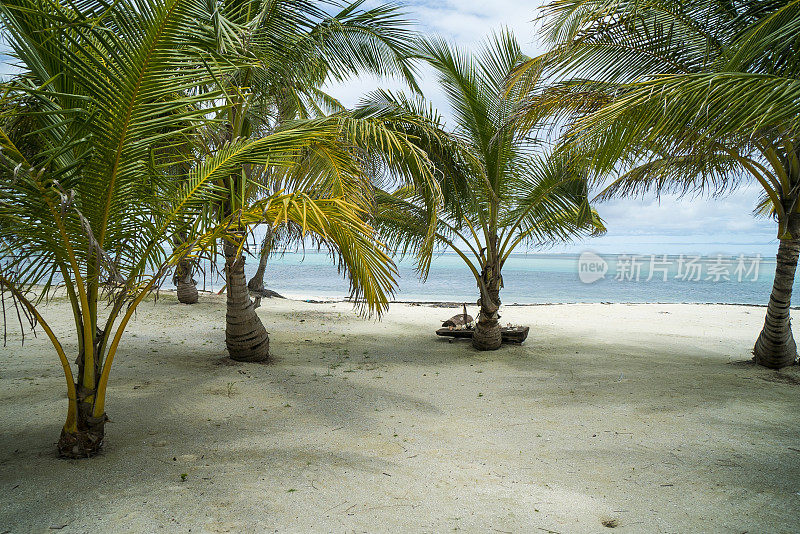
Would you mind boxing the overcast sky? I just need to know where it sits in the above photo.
[324,0,779,257]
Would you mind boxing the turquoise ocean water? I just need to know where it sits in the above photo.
[186,252,798,305]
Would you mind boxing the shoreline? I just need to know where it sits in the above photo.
[164,288,790,309]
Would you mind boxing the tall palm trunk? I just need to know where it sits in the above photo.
[754,237,800,368]
[224,238,270,362]
[473,250,503,351]
[247,244,270,294]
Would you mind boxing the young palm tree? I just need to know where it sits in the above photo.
[0,0,398,456]
[0,0,235,457]
[211,111,435,361]
[170,0,419,305]
[521,0,800,368]
[197,0,435,362]
[367,32,605,350]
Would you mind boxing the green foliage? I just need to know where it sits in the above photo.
[525,0,800,236]
[189,0,437,316]
[0,0,427,446]
[365,31,604,290]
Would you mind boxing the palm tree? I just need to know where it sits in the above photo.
[367,32,605,350]
[521,0,800,368]
[0,0,398,457]
[172,0,418,305]
[197,0,435,362]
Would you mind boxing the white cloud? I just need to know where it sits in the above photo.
[556,185,779,255]
[410,0,541,47]
[325,1,776,255]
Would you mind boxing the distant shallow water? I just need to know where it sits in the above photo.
[181,252,795,306]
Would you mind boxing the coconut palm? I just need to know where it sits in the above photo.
[196,0,438,362]
[0,0,398,457]
[522,0,800,368]
[212,110,436,361]
[169,0,419,305]
[367,32,605,350]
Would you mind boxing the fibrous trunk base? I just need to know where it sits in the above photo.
[754,331,797,369]
[474,255,503,351]
[472,318,502,351]
[226,309,270,362]
[57,419,106,459]
[225,240,270,362]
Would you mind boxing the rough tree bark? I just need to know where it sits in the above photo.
[473,250,503,351]
[754,227,800,369]
[171,232,198,304]
[173,256,198,304]
[224,237,270,362]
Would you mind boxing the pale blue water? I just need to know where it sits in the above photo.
[188,252,796,305]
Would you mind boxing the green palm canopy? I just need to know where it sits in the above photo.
[0,0,410,456]
[366,31,604,351]
[186,0,444,362]
[519,0,800,368]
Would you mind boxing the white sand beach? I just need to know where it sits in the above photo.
[1,294,799,533]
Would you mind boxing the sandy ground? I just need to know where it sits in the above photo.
[1,293,799,533]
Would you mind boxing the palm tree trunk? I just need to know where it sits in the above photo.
[473,259,503,351]
[247,246,270,293]
[224,238,270,362]
[176,277,198,304]
[57,393,107,458]
[174,256,198,304]
[247,227,273,308]
[59,331,108,458]
[172,232,198,304]
[754,237,799,368]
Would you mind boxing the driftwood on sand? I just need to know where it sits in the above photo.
[249,288,285,299]
[436,326,530,344]
[438,303,529,344]
[249,287,285,309]
[442,304,473,327]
